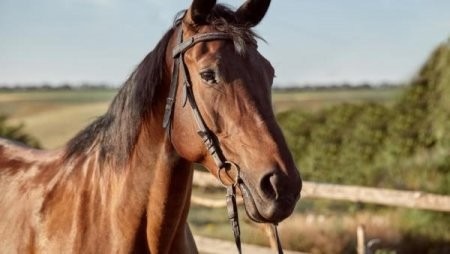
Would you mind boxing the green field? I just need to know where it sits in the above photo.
[0,89,115,148]
[0,87,402,149]
[272,87,402,113]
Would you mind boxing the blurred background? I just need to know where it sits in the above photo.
[1,0,449,253]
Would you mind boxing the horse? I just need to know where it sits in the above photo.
[0,0,302,253]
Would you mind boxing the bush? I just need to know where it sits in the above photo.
[275,40,450,253]
[0,115,41,148]
[277,41,450,195]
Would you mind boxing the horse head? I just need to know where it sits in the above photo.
[168,0,302,224]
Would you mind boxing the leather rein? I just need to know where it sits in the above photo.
[162,25,284,254]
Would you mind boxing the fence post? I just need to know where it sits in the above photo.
[264,224,278,250]
[357,225,366,254]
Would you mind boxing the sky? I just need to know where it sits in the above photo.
[0,0,449,87]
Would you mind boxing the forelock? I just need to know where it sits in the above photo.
[207,4,259,55]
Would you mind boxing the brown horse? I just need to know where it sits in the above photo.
[0,0,301,253]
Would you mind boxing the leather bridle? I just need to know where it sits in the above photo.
[162,24,284,254]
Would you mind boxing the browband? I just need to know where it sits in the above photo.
[172,32,233,57]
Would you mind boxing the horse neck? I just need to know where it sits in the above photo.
[131,91,196,252]
[39,100,194,252]
[57,27,195,250]
[138,138,194,252]
[100,102,195,251]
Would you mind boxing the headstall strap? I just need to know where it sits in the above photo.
[226,184,241,254]
[271,224,284,254]
[162,26,184,130]
[163,25,284,254]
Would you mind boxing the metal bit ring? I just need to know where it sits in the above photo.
[218,161,240,187]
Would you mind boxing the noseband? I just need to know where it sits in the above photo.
[162,25,284,254]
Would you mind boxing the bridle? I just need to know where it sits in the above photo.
[162,24,284,254]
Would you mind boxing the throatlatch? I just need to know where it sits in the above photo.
[163,25,284,254]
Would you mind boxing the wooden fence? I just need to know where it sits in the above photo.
[191,171,450,253]
[192,171,450,212]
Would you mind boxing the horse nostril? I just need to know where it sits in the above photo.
[259,172,279,200]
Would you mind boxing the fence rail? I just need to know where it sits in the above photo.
[192,171,450,212]
[194,235,306,254]
[192,171,450,253]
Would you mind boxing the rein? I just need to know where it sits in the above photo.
[163,25,284,254]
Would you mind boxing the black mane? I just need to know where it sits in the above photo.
[64,5,258,165]
[64,27,173,164]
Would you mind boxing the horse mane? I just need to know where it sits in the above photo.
[64,25,174,164]
[64,5,258,166]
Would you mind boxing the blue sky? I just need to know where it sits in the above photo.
[1,0,449,86]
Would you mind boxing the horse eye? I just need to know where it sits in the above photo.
[200,70,217,84]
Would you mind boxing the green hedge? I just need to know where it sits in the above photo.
[277,41,450,195]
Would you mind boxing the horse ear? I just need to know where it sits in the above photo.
[235,0,271,27]
[187,0,216,24]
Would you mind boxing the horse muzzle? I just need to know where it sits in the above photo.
[238,169,301,223]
